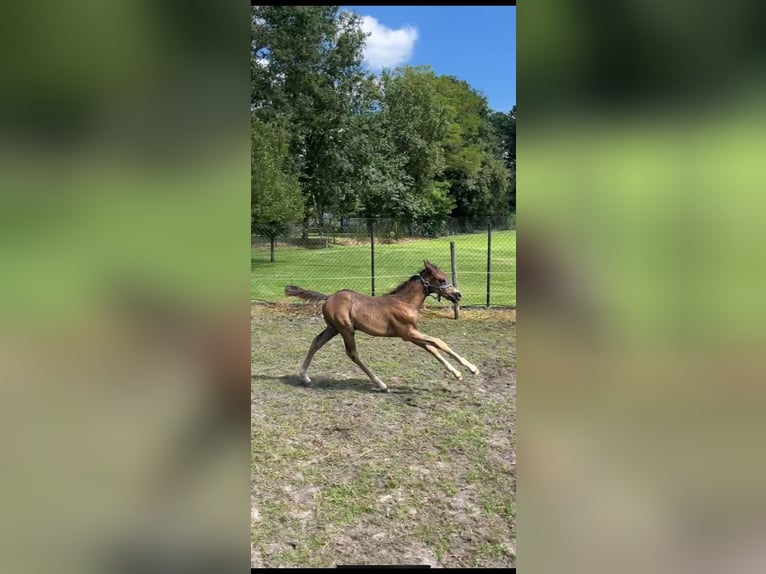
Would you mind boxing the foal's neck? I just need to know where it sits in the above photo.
[394,276,429,308]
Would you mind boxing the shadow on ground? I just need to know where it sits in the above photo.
[251,374,420,395]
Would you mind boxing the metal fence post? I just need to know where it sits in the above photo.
[370,220,375,296]
[450,241,459,320]
[486,222,491,308]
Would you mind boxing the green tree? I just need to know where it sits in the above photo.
[251,115,303,262]
[251,6,369,234]
[433,76,511,218]
[353,115,412,223]
[376,68,513,229]
[340,76,412,227]
[489,105,516,212]
[379,66,453,232]
[251,8,516,234]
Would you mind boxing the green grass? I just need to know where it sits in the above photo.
[472,541,513,565]
[251,230,515,307]
[251,305,516,568]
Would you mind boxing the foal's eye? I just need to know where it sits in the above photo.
[440,279,446,285]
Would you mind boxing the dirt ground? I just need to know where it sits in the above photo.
[251,303,516,567]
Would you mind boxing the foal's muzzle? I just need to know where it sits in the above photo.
[442,288,461,304]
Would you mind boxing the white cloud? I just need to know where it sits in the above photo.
[360,15,418,71]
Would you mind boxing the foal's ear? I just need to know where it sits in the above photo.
[423,259,434,270]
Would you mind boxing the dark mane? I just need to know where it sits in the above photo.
[387,271,424,295]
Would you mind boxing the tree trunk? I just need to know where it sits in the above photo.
[270,236,275,263]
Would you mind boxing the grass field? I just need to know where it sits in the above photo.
[251,230,515,308]
[251,304,516,568]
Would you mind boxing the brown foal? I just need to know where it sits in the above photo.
[285,260,479,392]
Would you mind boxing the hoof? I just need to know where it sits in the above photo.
[454,372,463,381]
[300,374,312,386]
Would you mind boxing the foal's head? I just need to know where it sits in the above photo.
[420,260,462,304]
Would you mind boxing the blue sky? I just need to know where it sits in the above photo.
[342,6,516,113]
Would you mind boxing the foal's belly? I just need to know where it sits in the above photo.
[353,315,396,337]
[356,323,396,337]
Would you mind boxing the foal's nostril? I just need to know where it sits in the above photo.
[456,291,462,301]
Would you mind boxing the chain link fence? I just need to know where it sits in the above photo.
[251,215,515,310]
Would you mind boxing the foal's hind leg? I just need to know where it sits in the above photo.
[300,325,338,385]
[339,330,388,392]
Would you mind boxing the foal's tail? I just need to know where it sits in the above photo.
[285,285,328,302]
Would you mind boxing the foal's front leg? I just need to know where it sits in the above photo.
[415,342,463,381]
[404,328,479,375]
